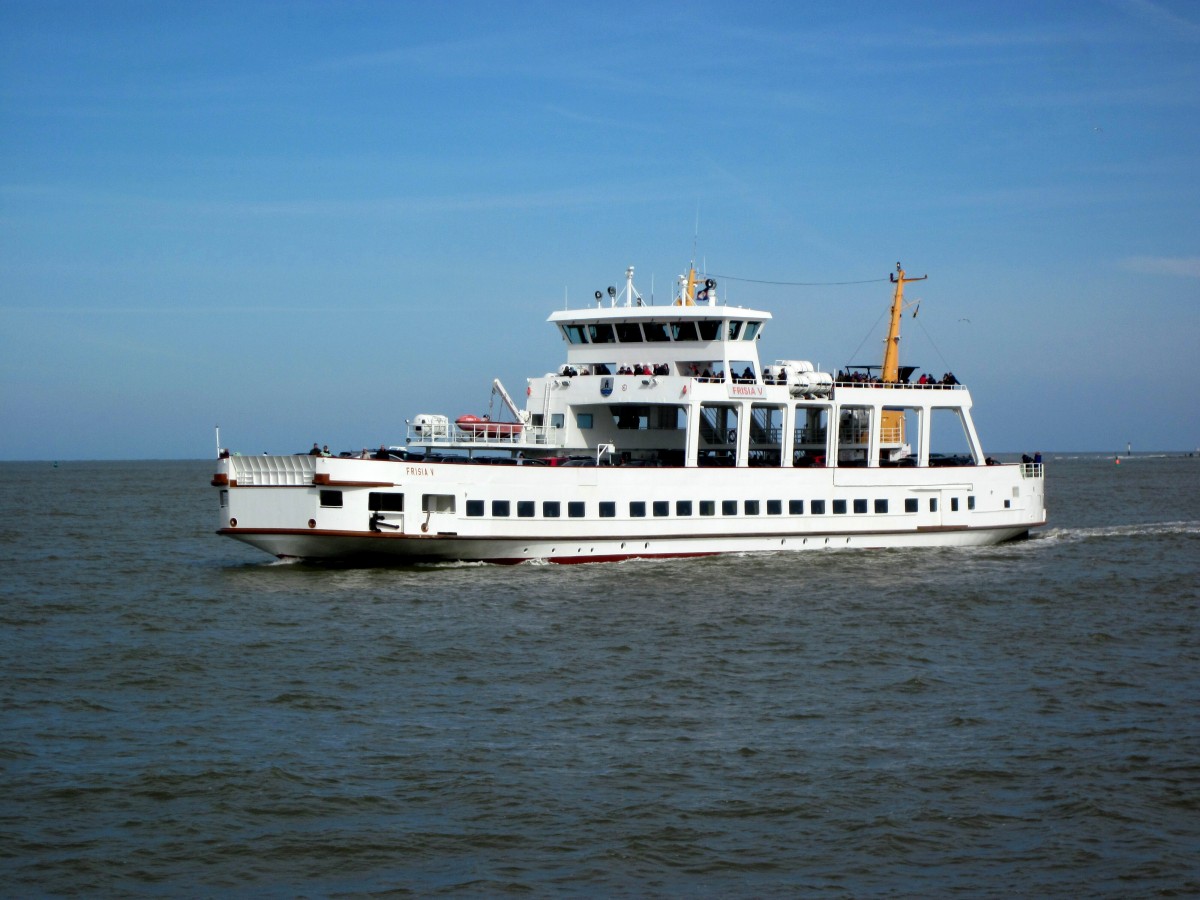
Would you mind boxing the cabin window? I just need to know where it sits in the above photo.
[562,324,589,344]
[319,490,343,508]
[588,323,615,343]
[492,500,510,517]
[368,492,405,512]
[599,501,616,518]
[728,320,742,340]
[551,413,565,428]
[466,500,484,517]
[517,500,535,518]
[951,497,960,512]
[653,501,669,517]
[743,322,761,340]
[577,413,593,429]
[811,500,826,515]
[853,499,868,514]
[676,500,693,516]
[644,322,671,342]
[968,495,976,510]
[697,320,722,341]
[905,498,918,513]
[615,323,643,342]
[930,498,938,512]
[630,501,646,518]
[722,500,737,516]
[1004,499,1011,509]
[833,500,848,514]
[875,499,889,514]
[422,494,456,513]
[543,501,561,518]
[671,321,699,342]
[568,501,585,518]
[789,500,804,515]
[744,500,760,516]
[767,500,782,515]
[699,500,715,516]
[219,490,228,508]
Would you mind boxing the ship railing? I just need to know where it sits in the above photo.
[406,423,563,447]
[794,427,828,443]
[833,380,964,390]
[1020,462,1044,478]
[838,426,871,443]
[229,454,316,486]
[879,425,903,443]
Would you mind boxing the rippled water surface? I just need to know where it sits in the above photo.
[2,456,1198,896]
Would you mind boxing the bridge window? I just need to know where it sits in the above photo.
[743,322,761,340]
[728,320,742,339]
[588,323,615,343]
[562,324,589,344]
[643,322,671,342]
[697,320,722,341]
[615,323,643,342]
[671,321,699,341]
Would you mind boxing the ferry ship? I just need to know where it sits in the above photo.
[212,263,1046,563]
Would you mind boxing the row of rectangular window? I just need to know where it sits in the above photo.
[463,497,969,518]
[324,491,976,516]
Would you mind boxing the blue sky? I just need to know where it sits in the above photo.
[2,0,1197,459]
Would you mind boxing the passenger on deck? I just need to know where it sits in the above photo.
[321,445,332,457]
[741,366,754,382]
[375,445,390,460]
[309,443,321,455]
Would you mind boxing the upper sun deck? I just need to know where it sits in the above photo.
[547,265,770,352]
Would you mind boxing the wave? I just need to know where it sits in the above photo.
[1034,520,1200,544]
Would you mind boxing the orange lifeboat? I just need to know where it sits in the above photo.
[455,414,523,437]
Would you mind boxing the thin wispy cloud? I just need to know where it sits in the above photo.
[1119,256,1200,277]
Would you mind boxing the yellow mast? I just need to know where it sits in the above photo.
[674,266,699,306]
[882,262,926,382]
[880,263,926,452]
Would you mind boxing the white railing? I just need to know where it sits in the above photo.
[406,423,563,447]
[1020,463,1044,478]
[230,454,316,486]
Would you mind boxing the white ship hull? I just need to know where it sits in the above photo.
[215,456,1045,564]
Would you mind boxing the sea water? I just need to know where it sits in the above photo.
[1,455,1197,896]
